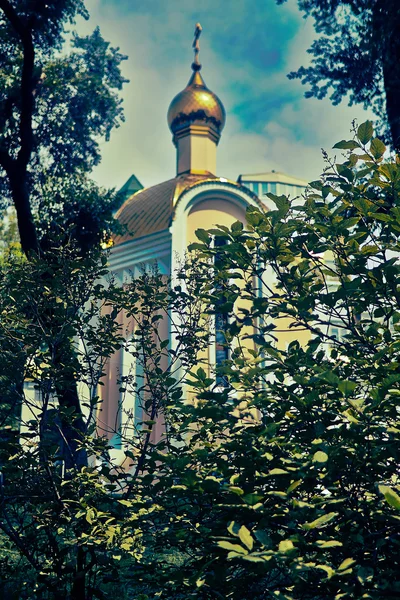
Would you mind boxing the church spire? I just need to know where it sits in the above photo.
[167,24,226,176]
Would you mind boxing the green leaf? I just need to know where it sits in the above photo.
[370,137,386,159]
[227,521,241,536]
[242,554,266,563]
[379,485,400,510]
[267,194,290,216]
[312,451,328,463]
[231,220,243,233]
[228,486,244,496]
[217,541,248,554]
[268,468,288,476]
[336,164,354,181]
[238,525,253,550]
[315,564,334,579]
[195,228,211,244]
[188,242,206,251]
[303,512,338,530]
[196,367,207,380]
[315,540,343,548]
[278,539,294,553]
[333,140,359,150]
[86,508,95,524]
[357,121,374,145]
[309,180,323,191]
[287,479,302,493]
[246,208,263,226]
[319,370,340,385]
[242,493,263,505]
[338,380,357,396]
[369,212,392,223]
[338,557,356,571]
[254,530,272,547]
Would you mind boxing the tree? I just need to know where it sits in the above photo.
[0,3,129,597]
[0,0,127,255]
[125,123,400,599]
[0,0,127,473]
[0,241,210,598]
[278,0,400,150]
[1,122,399,599]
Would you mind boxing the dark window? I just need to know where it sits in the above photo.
[214,237,230,388]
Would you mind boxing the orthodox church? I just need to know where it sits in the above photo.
[109,23,306,286]
[99,25,307,453]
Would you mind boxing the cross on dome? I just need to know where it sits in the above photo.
[167,24,226,137]
[192,22,202,70]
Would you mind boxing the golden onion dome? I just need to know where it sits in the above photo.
[167,68,226,134]
[167,23,226,135]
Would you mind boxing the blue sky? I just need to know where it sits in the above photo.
[78,0,372,190]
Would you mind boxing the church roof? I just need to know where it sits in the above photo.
[114,172,219,245]
[118,174,144,201]
[238,171,308,187]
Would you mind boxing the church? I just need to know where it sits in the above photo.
[99,25,307,456]
[110,24,306,281]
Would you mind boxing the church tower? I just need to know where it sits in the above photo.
[167,23,226,176]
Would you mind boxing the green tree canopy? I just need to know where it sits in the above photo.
[0,0,127,254]
[278,0,400,150]
[130,123,400,599]
[1,122,399,600]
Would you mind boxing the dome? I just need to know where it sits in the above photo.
[167,67,226,135]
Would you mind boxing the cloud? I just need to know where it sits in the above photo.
[78,0,374,190]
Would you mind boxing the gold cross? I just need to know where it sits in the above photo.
[192,22,202,66]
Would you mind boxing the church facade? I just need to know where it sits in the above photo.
[99,26,308,458]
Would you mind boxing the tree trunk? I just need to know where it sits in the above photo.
[383,51,400,152]
[8,167,39,255]
[377,0,400,151]
[71,546,86,600]
[56,382,88,470]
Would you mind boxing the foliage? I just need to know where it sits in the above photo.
[0,238,211,598]
[129,123,400,599]
[1,120,399,600]
[0,207,19,257]
[0,2,133,597]
[0,0,127,254]
[277,0,400,149]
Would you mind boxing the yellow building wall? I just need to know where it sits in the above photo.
[186,198,246,241]
[186,199,253,382]
[187,198,310,361]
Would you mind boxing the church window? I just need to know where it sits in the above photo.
[329,324,344,343]
[214,236,230,389]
